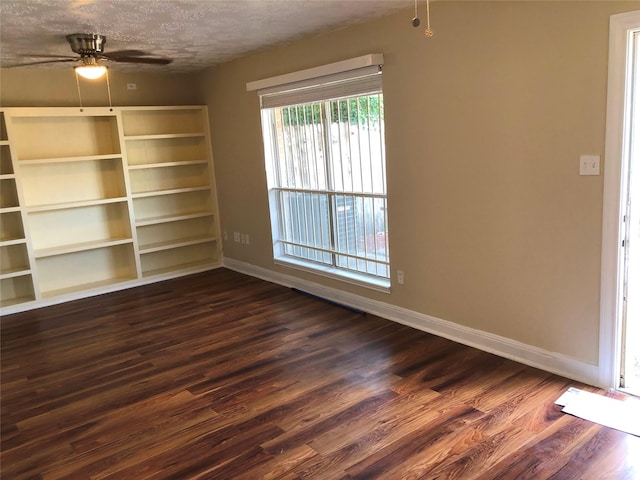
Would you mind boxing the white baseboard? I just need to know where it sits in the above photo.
[224,257,601,387]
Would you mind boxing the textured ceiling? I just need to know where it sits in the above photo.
[0,0,414,73]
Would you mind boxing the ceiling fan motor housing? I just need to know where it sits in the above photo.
[66,33,106,56]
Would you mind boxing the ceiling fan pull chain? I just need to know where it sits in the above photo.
[74,69,84,111]
[425,0,434,37]
[105,68,113,110]
[412,0,420,27]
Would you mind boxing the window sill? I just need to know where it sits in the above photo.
[274,256,391,294]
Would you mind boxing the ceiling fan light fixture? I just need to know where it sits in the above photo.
[74,64,107,79]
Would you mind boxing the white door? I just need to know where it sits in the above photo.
[601,11,640,393]
[620,30,640,395]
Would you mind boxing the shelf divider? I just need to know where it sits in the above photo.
[124,133,205,141]
[139,235,217,254]
[34,238,134,258]
[135,211,214,227]
[131,186,210,199]
[17,154,123,165]
[40,276,137,299]
[0,267,32,280]
[26,197,129,213]
[128,160,208,170]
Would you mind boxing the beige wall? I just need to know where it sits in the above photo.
[201,1,638,365]
[0,68,202,107]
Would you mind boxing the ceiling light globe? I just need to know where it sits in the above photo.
[75,65,107,79]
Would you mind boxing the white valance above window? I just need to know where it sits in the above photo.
[246,54,384,109]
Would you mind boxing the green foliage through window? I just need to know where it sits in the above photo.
[281,95,383,127]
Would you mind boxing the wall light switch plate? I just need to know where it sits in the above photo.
[579,155,600,176]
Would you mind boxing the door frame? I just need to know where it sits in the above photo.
[600,10,640,389]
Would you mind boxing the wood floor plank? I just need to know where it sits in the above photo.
[292,393,465,479]
[345,403,484,479]
[1,268,637,479]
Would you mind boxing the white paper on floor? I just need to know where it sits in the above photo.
[555,387,640,437]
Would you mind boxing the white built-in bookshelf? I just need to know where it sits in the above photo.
[0,106,221,314]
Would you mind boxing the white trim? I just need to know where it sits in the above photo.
[224,257,600,386]
[600,10,640,389]
[274,257,391,293]
[246,54,384,92]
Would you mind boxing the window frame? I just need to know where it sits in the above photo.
[260,86,390,292]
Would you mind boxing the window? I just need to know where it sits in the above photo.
[256,58,389,290]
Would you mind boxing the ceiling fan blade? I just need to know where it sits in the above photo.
[101,50,149,58]
[106,56,173,65]
[19,54,78,59]
[7,58,77,67]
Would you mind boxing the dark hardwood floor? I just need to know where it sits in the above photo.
[1,268,638,479]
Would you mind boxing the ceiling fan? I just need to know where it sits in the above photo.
[13,33,172,78]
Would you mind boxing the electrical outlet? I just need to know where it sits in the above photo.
[233,232,240,243]
[397,270,404,285]
[240,234,246,244]
[127,83,137,90]
[245,234,250,245]
[223,231,228,241]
